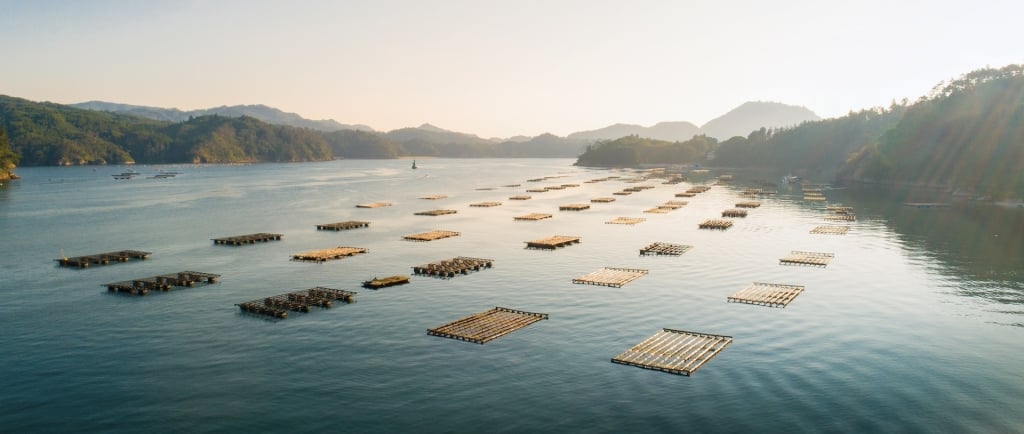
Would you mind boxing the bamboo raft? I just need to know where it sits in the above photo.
[415,209,457,216]
[572,267,648,288]
[470,201,502,207]
[644,207,671,214]
[804,194,826,202]
[675,192,696,197]
[212,233,283,246]
[824,214,856,221]
[509,195,532,200]
[56,250,151,268]
[591,197,616,203]
[640,242,692,256]
[728,282,805,308]
[503,184,521,187]
[699,219,733,230]
[779,251,834,267]
[291,246,368,262]
[613,191,633,196]
[355,202,391,208]
[362,275,411,289]
[526,188,548,193]
[687,185,712,194]
[316,221,370,231]
[561,183,580,188]
[544,185,565,190]
[413,256,493,278]
[721,209,748,218]
[104,271,220,296]
[559,203,590,211]
[514,213,553,221]
[525,235,581,250]
[427,307,548,344]
[660,200,688,208]
[826,205,854,213]
[624,185,656,192]
[606,217,646,225]
[403,230,460,242]
[736,201,761,208]
[237,287,356,319]
[611,328,732,376]
[810,225,850,235]
[419,194,448,200]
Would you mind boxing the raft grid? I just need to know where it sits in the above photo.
[470,202,502,207]
[291,246,368,262]
[412,256,494,279]
[212,233,283,246]
[427,307,548,344]
[572,267,648,288]
[606,217,645,225]
[640,242,693,256]
[362,275,411,289]
[779,251,834,267]
[810,225,850,235]
[237,287,356,319]
[57,250,151,268]
[403,230,461,242]
[525,235,581,250]
[699,219,733,230]
[316,221,369,231]
[415,209,458,216]
[515,213,553,221]
[611,328,732,376]
[104,271,220,296]
[727,282,805,308]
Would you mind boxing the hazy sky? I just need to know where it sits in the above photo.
[2,0,1021,137]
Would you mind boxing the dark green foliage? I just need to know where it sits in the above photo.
[840,65,1024,198]
[0,125,19,177]
[324,129,402,158]
[574,135,716,167]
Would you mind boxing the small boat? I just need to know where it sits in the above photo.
[412,160,417,169]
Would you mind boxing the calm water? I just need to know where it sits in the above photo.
[1,159,1022,433]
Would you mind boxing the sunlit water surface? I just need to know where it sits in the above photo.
[1,159,1021,433]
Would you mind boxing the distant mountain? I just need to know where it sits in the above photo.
[70,101,374,132]
[497,133,588,158]
[699,101,820,140]
[567,102,819,142]
[568,121,700,142]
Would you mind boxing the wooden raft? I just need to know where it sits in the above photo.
[591,197,616,203]
[104,271,220,296]
[699,219,733,230]
[640,242,692,256]
[413,256,493,278]
[780,251,834,267]
[237,287,356,319]
[526,188,548,193]
[316,221,369,231]
[572,267,648,288]
[736,201,761,208]
[810,225,850,235]
[645,207,671,214]
[403,230,460,242]
[415,209,457,216]
[611,328,732,376]
[515,213,552,221]
[470,201,502,207]
[606,217,645,225]
[427,307,548,344]
[291,246,368,262]
[613,190,633,196]
[526,235,581,250]
[362,275,410,289]
[660,200,688,209]
[687,185,712,194]
[355,202,391,208]
[675,192,696,197]
[419,194,448,200]
[212,233,283,246]
[56,250,151,268]
[728,282,804,308]
[559,203,590,211]
[509,195,532,200]
[722,209,748,218]
[824,214,856,221]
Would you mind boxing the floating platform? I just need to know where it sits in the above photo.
[728,282,805,308]
[237,287,356,319]
[525,235,581,250]
[104,271,220,296]
[56,250,151,268]
[515,213,552,221]
[427,307,548,344]
[613,191,633,196]
[362,275,411,289]
[591,197,616,203]
[826,205,854,213]
[291,246,368,262]
[904,202,951,208]
[675,192,696,197]
[509,195,532,200]
[403,230,460,242]
[415,209,457,216]
[722,209,748,218]
[470,201,502,207]
[644,207,671,214]
[699,219,733,230]
[824,214,856,221]
[526,188,548,193]
[810,225,850,235]
[736,201,761,208]
[316,221,370,231]
[355,202,391,208]
[687,186,712,194]
[559,203,590,211]
[606,217,645,225]
[659,200,688,209]
[572,267,648,288]
[611,328,732,376]
[640,242,692,256]
[413,256,494,278]
[212,233,283,246]
[780,251,834,267]
[419,194,448,200]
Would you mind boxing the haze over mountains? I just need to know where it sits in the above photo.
[71,100,819,143]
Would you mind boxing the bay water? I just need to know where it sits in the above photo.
[1,159,1022,433]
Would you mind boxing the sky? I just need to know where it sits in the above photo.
[2,0,1022,138]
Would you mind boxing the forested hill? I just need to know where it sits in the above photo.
[839,65,1024,198]
[71,101,375,132]
[574,135,716,167]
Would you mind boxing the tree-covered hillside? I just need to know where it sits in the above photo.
[574,135,716,167]
[0,125,19,179]
[840,65,1024,198]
